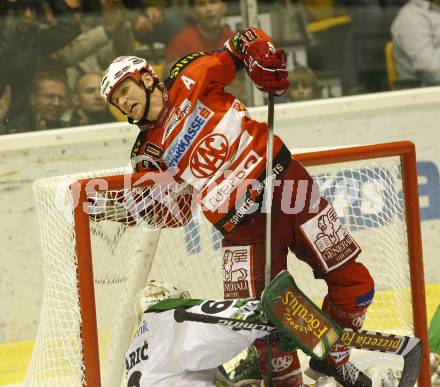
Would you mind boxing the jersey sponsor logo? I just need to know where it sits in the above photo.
[190,134,229,178]
[163,99,192,141]
[179,109,251,189]
[202,150,262,212]
[163,101,214,168]
[222,162,286,230]
[222,246,255,299]
[300,204,361,272]
[133,320,154,342]
[169,51,207,79]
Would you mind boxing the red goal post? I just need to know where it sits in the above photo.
[294,141,429,387]
[27,140,430,387]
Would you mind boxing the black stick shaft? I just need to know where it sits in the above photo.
[174,308,277,332]
[174,309,422,359]
[264,92,275,289]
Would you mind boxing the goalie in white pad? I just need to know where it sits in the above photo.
[127,281,269,387]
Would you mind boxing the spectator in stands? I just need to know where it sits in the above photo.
[2,70,69,134]
[0,0,80,123]
[50,0,135,90]
[129,1,188,47]
[163,0,244,100]
[341,0,399,93]
[0,86,11,133]
[287,66,321,102]
[391,0,440,86]
[68,73,115,126]
[165,0,235,63]
[304,0,402,93]
[303,0,352,83]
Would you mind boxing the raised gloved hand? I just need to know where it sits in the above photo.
[243,40,289,94]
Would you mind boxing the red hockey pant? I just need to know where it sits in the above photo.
[222,158,375,329]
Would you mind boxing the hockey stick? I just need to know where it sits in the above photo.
[174,308,422,387]
[264,92,275,288]
[264,91,275,386]
[174,308,277,333]
[175,270,422,387]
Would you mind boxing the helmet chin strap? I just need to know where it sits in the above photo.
[128,79,156,126]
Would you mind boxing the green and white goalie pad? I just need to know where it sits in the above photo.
[261,270,341,360]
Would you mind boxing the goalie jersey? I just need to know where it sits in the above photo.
[130,47,292,234]
[125,299,268,387]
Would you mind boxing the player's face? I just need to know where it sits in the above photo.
[111,74,163,122]
[75,74,106,113]
[193,0,225,32]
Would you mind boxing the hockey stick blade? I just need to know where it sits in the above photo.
[174,308,277,333]
[338,329,423,387]
[399,338,423,387]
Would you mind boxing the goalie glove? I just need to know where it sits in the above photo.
[225,27,289,95]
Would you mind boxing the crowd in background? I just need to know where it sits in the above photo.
[0,0,435,135]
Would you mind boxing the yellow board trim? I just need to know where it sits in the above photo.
[307,16,352,33]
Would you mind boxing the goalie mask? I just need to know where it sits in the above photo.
[135,280,190,319]
[100,56,160,126]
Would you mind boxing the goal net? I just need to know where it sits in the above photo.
[25,141,430,386]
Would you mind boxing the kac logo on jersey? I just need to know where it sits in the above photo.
[190,134,229,178]
[271,355,294,373]
[163,102,214,168]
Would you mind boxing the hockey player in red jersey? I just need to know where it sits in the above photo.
[100,27,374,387]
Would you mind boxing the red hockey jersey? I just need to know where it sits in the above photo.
[130,50,292,234]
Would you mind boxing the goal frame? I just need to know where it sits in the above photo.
[70,140,430,387]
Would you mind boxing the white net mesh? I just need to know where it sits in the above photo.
[25,152,416,386]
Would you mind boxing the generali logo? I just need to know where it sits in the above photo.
[190,134,229,178]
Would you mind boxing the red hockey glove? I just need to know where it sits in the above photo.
[243,41,289,94]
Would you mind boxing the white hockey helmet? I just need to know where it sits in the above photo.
[100,56,158,104]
